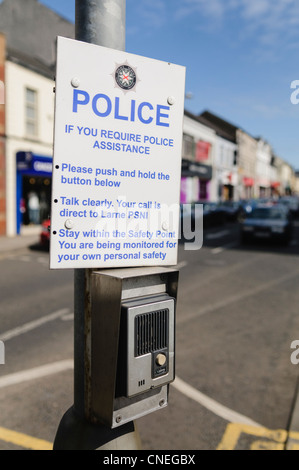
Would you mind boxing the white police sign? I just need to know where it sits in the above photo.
[50,37,185,269]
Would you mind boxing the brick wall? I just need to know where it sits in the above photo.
[0,33,5,235]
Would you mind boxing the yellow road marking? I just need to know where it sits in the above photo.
[1,422,299,450]
[286,431,299,450]
[0,426,52,450]
[217,423,288,450]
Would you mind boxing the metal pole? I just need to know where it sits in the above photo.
[73,0,126,421]
[75,0,125,50]
[53,0,141,450]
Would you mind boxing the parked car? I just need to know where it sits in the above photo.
[194,201,226,227]
[40,218,50,248]
[240,199,258,215]
[279,196,299,218]
[218,201,246,222]
[180,200,226,233]
[240,198,278,216]
[240,204,293,244]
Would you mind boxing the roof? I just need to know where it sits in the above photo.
[6,46,55,79]
[197,110,238,143]
[0,0,74,69]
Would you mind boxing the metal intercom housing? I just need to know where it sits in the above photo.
[88,267,178,429]
[117,293,175,398]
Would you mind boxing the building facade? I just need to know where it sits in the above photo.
[295,171,299,195]
[5,55,55,235]
[214,135,238,201]
[181,110,216,203]
[277,157,294,196]
[255,138,272,198]
[0,0,74,236]
[0,0,297,237]
[236,129,257,200]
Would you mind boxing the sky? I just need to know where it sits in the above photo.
[39,1,299,169]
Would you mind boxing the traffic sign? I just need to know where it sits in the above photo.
[50,37,185,269]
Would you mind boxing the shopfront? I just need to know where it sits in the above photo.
[180,159,213,203]
[243,176,255,199]
[16,151,52,234]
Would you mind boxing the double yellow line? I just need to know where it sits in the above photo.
[0,426,52,450]
[1,421,299,450]
[217,422,299,450]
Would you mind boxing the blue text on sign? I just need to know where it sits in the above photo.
[72,90,170,127]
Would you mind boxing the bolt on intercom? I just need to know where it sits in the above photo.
[87,267,178,429]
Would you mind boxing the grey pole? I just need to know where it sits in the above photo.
[75,0,125,50]
[73,0,125,420]
[53,0,141,450]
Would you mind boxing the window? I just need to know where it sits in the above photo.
[182,134,194,160]
[199,180,208,200]
[0,80,4,105]
[25,88,38,137]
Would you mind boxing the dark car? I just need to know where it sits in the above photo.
[218,200,245,222]
[279,196,299,218]
[196,201,226,227]
[240,204,293,244]
[180,201,226,235]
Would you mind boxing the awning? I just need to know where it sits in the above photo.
[243,177,254,186]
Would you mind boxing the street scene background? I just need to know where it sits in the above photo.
[1,213,299,450]
[0,0,299,452]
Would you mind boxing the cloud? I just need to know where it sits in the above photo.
[174,0,225,21]
[128,0,299,57]
[240,0,271,19]
[131,0,167,29]
[174,0,299,46]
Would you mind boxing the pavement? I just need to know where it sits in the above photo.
[1,226,299,450]
[0,226,41,254]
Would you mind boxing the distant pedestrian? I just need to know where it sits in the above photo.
[28,191,40,224]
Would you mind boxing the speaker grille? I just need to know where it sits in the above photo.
[135,309,169,357]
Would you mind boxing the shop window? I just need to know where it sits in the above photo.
[199,180,208,200]
[25,88,38,137]
[233,150,238,165]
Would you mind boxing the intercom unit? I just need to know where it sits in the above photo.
[89,267,178,428]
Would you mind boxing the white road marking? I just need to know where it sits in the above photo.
[206,230,229,240]
[177,266,299,324]
[0,360,73,389]
[211,242,238,255]
[61,313,74,321]
[0,308,70,341]
[176,261,188,269]
[211,247,224,254]
[172,377,262,427]
[0,358,261,428]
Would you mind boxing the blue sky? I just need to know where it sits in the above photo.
[39,1,299,169]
